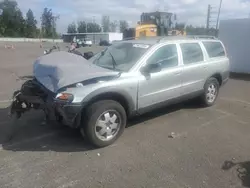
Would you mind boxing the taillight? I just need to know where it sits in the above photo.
[222,43,228,57]
[224,46,228,57]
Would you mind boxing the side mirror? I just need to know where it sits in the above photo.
[140,62,162,74]
[84,51,94,60]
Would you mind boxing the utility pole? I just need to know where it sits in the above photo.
[216,0,223,32]
[206,4,211,30]
[206,4,220,36]
[52,15,60,42]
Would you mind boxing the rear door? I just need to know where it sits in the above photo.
[178,42,207,95]
[202,41,229,81]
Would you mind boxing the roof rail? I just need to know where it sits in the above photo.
[157,35,217,43]
[189,35,217,39]
[157,36,187,43]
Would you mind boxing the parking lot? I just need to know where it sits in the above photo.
[0,42,250,188]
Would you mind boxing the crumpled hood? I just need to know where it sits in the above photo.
[33,51,118,92]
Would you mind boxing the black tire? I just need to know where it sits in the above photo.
[201,77,220,107]
[81,100,127,148]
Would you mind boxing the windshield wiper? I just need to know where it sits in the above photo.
[93,48,107,64]
[94,48,118,71]
[108,51,117,70]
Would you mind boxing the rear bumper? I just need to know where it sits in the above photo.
[221,71,230,86]
[222,78,229,86]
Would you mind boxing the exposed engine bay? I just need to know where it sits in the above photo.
[43,44,94,60]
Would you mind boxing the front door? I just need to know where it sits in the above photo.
[138,44,182,109]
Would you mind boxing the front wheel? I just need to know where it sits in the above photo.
[201,77,220,107]
[81,100,127,148]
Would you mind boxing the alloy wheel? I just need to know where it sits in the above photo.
[95,110,121,141]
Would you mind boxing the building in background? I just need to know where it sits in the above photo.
[62,32,123,44]
[218,18,250,74]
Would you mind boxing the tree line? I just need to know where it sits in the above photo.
[0,0,218,38]
[0,0,59,38]
[175,23,218,36]
[67,16,129,34]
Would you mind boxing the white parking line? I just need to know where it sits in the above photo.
[171,114,230,139]
[216,109,249,125]
[0,99,11,103]
[220,97,250,106]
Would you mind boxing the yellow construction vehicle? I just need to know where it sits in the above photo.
[135,24,157,38]
[135,23,186,38]
[123,12,186,39]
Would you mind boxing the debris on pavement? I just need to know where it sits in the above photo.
[168,132,177,138]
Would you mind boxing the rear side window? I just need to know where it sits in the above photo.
[180,43,204,64]
[202,41,225,58]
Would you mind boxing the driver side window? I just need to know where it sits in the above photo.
[147,44,179,69]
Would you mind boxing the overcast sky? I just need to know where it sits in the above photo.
[16,0,250,33]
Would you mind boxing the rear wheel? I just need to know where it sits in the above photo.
[81,100,127,148]
[201,77,220,107]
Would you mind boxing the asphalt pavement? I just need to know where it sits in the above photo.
[0,42,250,188]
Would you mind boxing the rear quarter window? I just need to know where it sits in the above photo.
[202,41,225,58]
[180,43,204,64]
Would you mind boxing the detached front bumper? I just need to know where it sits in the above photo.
[10,79,83,128]
[54,102,83,127]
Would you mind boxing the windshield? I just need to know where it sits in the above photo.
[89,42,151,72]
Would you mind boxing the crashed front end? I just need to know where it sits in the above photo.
[9,51,118,128]
[10,78,82,128]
